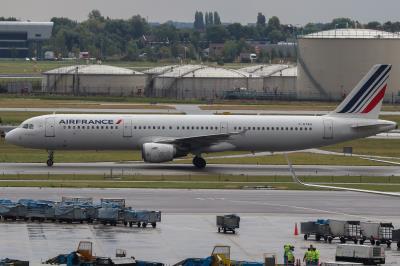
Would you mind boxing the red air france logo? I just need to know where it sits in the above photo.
[116,119,123,125]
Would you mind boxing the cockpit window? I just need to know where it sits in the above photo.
[21,123,34,129]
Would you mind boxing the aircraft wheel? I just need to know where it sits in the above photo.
[46,159,54,167]
[193,156,206,169]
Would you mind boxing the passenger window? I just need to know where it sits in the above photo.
[305,127,307,131]
[285,127,288,130]
[192,126,194,130]
[73,126,76,129]
[206,126,209,130]
[111,126,114,129]
[238,127,242,130]
[158,126,160,129]
[77,126,80,129]
[300,127,303,131]
[262,127,265,130]
[234,127,237,130]
[115,126,119,129]
[210,126,213,130]
[310,128,312,131]
[63,126,66,129]
[92,126,95,129]
[177,126,180,130]
[68,126,71,129]
[28,124,34,129]
[22,124,28,129]
[106,126,109,129]
[295,127,298,131]
[169,126,172,130]
[139,126,141,129]
[162,126,165,130]
[267,127,269,130]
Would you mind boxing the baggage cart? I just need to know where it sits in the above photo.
[360,222,393,247]
[55,204,88,223]
[123,210,161,228]
[391,229,400,248]
[216,214,240,234]
[18,199,55,222]
[335,244,385,265]
[100,198,125,208]
[0,202,27,221]
[301,219,330,241]
[328,220,361,244]
[61,196,93,205]
[97,207,121,226]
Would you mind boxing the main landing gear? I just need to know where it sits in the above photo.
[193,156,206,169]
[47,151,54,167]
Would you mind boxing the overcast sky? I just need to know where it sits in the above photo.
[2,0,400,25]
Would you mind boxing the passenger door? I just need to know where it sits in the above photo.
[323,119,333,139]
[123,119,132,137]
[45,117,55,137]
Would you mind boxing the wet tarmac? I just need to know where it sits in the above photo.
[1,188,400,264]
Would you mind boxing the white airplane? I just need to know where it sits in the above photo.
[5,64,396,168]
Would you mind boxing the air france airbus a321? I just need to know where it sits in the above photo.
[5,64,397,169]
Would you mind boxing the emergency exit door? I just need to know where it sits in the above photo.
[123,119,132,137]
[45,117,55,137]
[220,122,228,133]
[323,119,333,139]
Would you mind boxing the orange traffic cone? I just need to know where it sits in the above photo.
[294,222,299,236]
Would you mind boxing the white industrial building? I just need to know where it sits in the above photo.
[42,65,146,96]
[239,64,297,98]
[146,64,264,100]
[297,28,400,101]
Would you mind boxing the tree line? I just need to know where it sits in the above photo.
[19,10,400,63]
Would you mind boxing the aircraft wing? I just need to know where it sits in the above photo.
[284,154,400,197]
[154,131,242,149]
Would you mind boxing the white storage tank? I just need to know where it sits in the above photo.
[297,29,400,102]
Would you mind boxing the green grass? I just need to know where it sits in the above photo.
[200,153,389,166]
[322,138,400,157]
[0,174,400,190]
[0,139,143,163]
[0,111,50,125]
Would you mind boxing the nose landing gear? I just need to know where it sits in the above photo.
[47,151,54,167]
[193,156,206,169]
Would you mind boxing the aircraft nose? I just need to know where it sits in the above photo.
[5,129,18,145]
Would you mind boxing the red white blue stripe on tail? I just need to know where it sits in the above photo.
[331,64,391,119]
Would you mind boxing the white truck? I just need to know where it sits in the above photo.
[335,244,385,265]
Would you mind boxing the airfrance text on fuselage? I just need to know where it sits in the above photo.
[59,119,118,125]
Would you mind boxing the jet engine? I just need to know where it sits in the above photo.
[141,143,177,163]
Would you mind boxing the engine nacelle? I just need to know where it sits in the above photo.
[142,143,176,163]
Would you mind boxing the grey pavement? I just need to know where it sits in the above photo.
[1,162,400,176]
[1,188,400,264]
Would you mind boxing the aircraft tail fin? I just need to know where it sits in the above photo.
[328,64,391,120]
